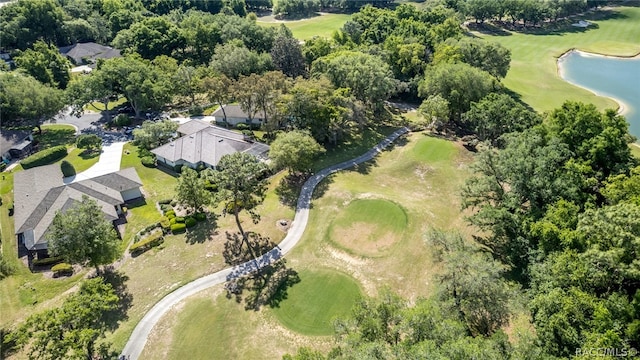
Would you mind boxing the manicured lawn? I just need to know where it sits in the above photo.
[329,199,408,257]
[85,96,127,112]
[35,124,77,148]
[258,13,351,40]
[271,269,362,336]
[55,147,100,173]
[478,6,640,112]
[142,132,474,357]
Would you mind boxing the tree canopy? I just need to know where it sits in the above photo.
[269,130,325,174]
[14,40,72,89]
[46,196,120,271]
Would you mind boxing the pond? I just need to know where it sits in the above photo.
[558,50,640,140]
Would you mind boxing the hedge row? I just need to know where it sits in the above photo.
[32,256,64,266]
[22,146,67,169]
[171,223,186,233]
[130,232,164,254]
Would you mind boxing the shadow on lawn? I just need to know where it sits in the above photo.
[99,267,133,330]
[275,172,334,208]
[79,149,100,160]
[185,214,218,244]
[34,127,76,149]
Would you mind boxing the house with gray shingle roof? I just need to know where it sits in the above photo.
[14,165,142,257]
[1,129,34,162]
[152,120,269,170]
[58,42,121,67]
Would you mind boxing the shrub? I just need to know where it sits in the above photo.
[169,217,176,225]
[122,206,128,214]
[60,160,76,177]
[170,199,178,207]
[195,212,207,222]
[185,217,197,228]
[141,156,156,167]
[76,134,102,150]
[51,263,73,276]
[114,114,132,126]
[171,223,186,233]
[129,232,164,254]
[160,217,170,231]
[32,256,64,266]
[236,123,250,131]
[175,216,185,223]
[21,146,67,169]
[164,209,175,217]
[160,204,171,212]
[0,162,7,172]
[158,199,172,205]
[8,202,14,216]
[138,147,153,158]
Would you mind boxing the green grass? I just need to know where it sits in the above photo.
[312,126,398,171]
[258,13,351,40]
[35,124,76,149]
[477,6,640,112]
[332,199,407,233]
[271,269,362,335]
[411,136,458,163]
[55,148,100,173]
[84,97,127,112]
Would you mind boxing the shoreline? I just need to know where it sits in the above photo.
[556,48,637,116]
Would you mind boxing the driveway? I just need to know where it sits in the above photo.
[48,108,109,134]
[121,127,410,359]
[63,141,126,184]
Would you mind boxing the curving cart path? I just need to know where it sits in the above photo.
[121,127,410,359]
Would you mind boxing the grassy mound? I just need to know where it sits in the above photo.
[329,198,408,257]
[271,269,362,336]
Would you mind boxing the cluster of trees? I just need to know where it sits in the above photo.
[173,152,299,310]
[455,0,612,26]
[462,101,638,356]
[3,276,128,360]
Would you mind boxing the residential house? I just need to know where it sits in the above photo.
[1,129,34,163]
[14,165,142,259]
[211,104,264,127]
[151,120,269,170]
[58,42,121,70]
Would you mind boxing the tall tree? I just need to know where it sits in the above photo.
[546,101,632,180]
[463,93,541,145]
[46,196,120,272]
[203,74,234,126]
[0,72,65,133]
[419,62,499,122]
[14,40,72,89]
[269,130,325,174]
[66,68,119,119]
[205,152,269,259]
[112,16,186,59]
[175,167,211,214]
[270,32,307,78]
[132,119,179,150]
[312,51,397,109]
[210,41,273,80]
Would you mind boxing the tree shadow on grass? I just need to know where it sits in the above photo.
[34,127,76,148]
[79,149,100,160]
[185,214,218,244]
[98,267,133,331]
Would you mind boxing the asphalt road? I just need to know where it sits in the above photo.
[47,109,109,133]
[121,127,410,359]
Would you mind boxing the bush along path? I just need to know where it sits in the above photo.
[121,127,410,359]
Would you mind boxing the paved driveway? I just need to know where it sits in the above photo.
[63,141,126,184]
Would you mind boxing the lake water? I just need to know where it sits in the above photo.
[558,50,640,140]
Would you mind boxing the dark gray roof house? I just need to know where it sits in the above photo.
[151,120,269,170]
[58,42,121,66]
[1,129,34,162]
[14,165,142,253]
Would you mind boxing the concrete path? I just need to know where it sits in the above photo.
[121,127,410,359]
[63,142,125,184]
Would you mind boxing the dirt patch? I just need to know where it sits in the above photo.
[331,222,400,257]
[276,219,291,232]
